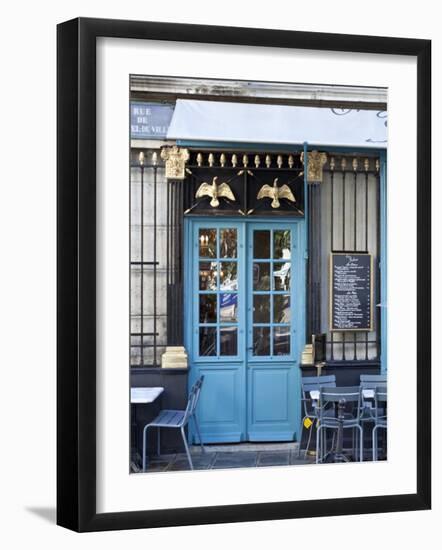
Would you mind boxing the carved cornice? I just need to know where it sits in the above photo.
[130,75,387,106]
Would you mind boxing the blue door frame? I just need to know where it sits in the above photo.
[185,217,305,443]
[179,140,387,375]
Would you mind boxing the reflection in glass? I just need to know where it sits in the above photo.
[274,295,291,323]
[253,230,270,258]
[273,262,291,291]
[220,293,237,322]
[199,262,218,290]
[253,295,270,323]
[199,228,216,257]
[220,228,237,258]
[253,263,270,291]
[199,294,217,323]
[274,326,290,355]
[220,327,237,355]
[220,262,238,290]
[253,327,270,356]
[199,327,216,356]
[274,230,291,259]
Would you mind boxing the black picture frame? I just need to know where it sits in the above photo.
[57,17,431,532]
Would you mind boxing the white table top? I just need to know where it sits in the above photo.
[309,389,375,401]
[131,387,164,404]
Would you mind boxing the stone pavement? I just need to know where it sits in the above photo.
[134,443,316,473]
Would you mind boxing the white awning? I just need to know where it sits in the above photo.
[166,99,387,149]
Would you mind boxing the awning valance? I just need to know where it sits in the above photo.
[166,99,387,149]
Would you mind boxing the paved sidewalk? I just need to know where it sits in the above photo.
[135,443,316,473]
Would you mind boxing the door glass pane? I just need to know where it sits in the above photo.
[274,295,291,323]
[196,224,294,359]
[220,327,237,355]
[253,263,270,291]
[253,327,270,356]
[220,228,237,258]
[220,293,237,322]
[274,326,290,355]
[253,295,270,323]
[199,261,218,290]
[199,228,217,258]
[220,262,238,290]
[199,294,217,323]
[253,230,270,258]
[273,262,291,291]
[199,327,216,356]
[274,229,291,259]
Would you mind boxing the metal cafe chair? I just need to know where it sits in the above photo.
[360,374,387,408]
[359,374,387,457]
[372,385,388,461]
[360,374,387,388]
[316,386,363,463]
[142,375,205,471]
[298,375,336,458]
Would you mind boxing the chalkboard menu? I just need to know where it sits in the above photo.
[329,253,373,331]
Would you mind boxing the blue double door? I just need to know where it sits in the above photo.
[186,218,305,443]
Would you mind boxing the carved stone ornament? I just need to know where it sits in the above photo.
[160,146,190,179]
[301,150,328,183]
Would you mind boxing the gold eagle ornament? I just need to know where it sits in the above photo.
[257,178,296,209]
[195,176,236,208]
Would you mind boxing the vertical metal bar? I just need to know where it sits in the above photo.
[365,163,369,360]
[303,144,308,257]
[153,164,157,366]
[130,164,133,368]
[353,167,358,250]
[330,160,334,360]
[178,179,184,342]
[307,179,322,338]
[243,168,247,213]
[312,181,316,335]
[175,180,179,346]
[171,181,176,345]
[166,176,170,345]
[376,160,381,361]
[174,180,178,345]
[176,180,180,343]
[307,184,312,337]
[365,168,369,250]
[342,160,346,360]
[303,144,309,348]
[379,152,388,373]
[342,161,346,250]
[353,163,358,360]
[140,164,144,367]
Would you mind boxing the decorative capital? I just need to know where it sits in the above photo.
[160,146,190,179]
[301,343,314,366]
[301,150,327,183]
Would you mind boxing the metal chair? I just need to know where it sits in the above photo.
[298,375,336,458]
[142,375,205,471]
[372,385,387,461]
[359,374,387,457]
[360,374,387,388]
[316,386,363,463]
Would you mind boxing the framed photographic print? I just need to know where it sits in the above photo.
[57,18,431,532]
